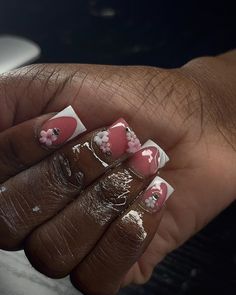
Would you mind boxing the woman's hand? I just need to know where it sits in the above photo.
[0,50,236,294]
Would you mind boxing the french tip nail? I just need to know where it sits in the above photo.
[66,105,87,132]
[117,117,128,123]
[39,105,87,147]
[152,176,174,203]
[127,139,169,178]
[158,147,169,168]
[166,154,170,162]
[166,182,174,200]
[109,117,129,129]
[148,175,174,199]
[140,175,174,213]
[148,176,175,197]
[94,118,140,159]
[141,139,170,168]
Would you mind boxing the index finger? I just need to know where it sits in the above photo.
[0,105,86,182]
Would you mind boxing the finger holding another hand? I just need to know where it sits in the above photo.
[24,139,172,287]
[72,176,174,295]
[0,116,140,250]
[0,105,86,183]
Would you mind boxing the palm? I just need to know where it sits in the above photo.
[0,64,235,285]
[124,136,236,284]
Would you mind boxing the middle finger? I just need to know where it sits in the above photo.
[0,118,139,250]
[25,140,169,278]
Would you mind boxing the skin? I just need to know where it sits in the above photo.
[0,129,123,249]
[0,50,236,293]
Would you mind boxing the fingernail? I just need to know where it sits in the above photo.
[127,139,169,178]
[39,106,86,147]
[93,118,141,159]
[139,176,174,213]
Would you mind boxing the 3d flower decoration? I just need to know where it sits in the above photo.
[39,128,60,146]
[126,130,141,153]
[144,193,159,208]
[94,130,111,153]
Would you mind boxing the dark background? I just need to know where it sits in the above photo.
[0,0,236,67]
[0,0,236,294]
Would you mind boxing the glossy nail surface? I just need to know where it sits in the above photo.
[93,118,141,159]
[128,139,169,178]
[139,176,174,213]
[39,105,86,147]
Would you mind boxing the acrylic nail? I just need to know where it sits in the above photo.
[39,105,86,147]
[127,139,169,178]
[93,118,141,159]
[139,176,174,213]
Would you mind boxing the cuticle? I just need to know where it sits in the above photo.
[138,203,152,214]
[127,166,146,181]
[138,202,161,214]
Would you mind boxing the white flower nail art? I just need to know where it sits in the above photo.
[39,128,60,146]
[93,122,141,156]
[94,130,111,153]
[126,130,141,153]
[94,131,109,145]
[100,142,111,153]
[39,105,87,147]
[144,195,158,208]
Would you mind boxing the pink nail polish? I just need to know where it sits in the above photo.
[93,118,141,159]
[39,106,86,147]
[127,140,169,178]
[140,176,174,213]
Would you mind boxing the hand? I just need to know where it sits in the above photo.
[0,50,236,294]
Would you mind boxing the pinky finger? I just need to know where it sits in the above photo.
[71,176,174,295]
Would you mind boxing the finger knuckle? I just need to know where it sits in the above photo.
[1,135,28,177]
[94,168,138,210]
[0,186,26,250]
[43,153,82,200]
[25,227,68,278]
[113,221,145,253]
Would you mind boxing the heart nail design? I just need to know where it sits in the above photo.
[127,139,169,178]
[140,176,174,212]
[39,106,86,147]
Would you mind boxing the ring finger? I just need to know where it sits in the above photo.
[24,140,169,278]
[0,118,139,249]
[0,105,86,183]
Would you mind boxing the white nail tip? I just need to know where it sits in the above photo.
[147,175,174,200]
[141,139,169,168]
[52,105,87,139]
